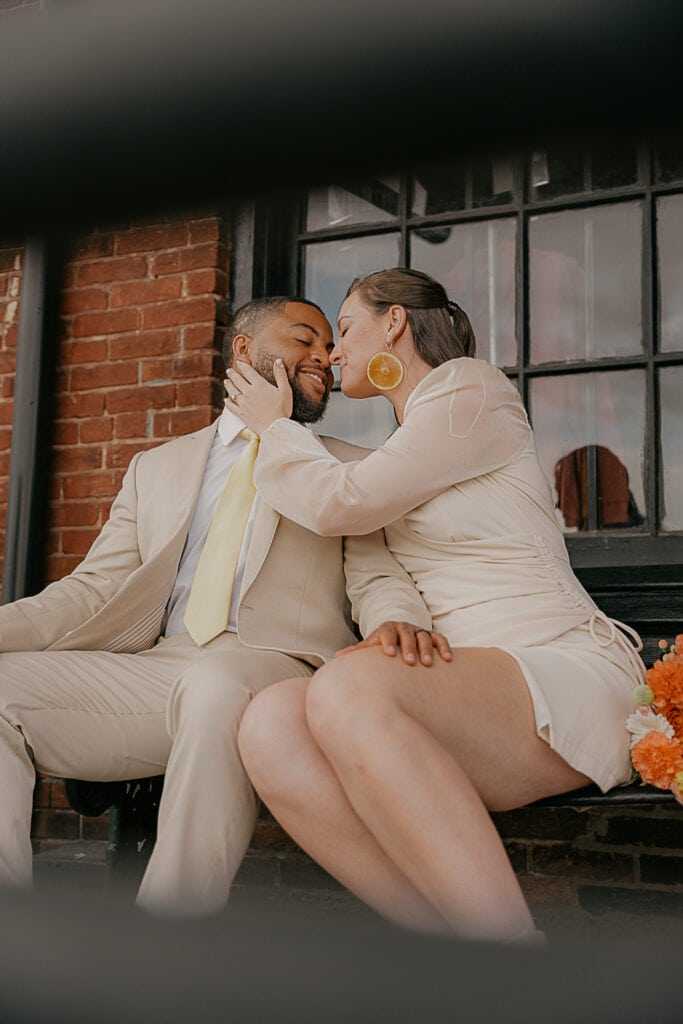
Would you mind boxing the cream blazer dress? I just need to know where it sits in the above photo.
[254,358,644,791]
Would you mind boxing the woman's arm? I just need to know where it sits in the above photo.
[252,361,531,536]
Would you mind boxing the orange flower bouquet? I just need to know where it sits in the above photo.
[626,635,683,806]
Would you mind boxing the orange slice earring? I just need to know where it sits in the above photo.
[366,343,404,391]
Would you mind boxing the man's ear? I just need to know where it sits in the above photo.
[232,333,253,364]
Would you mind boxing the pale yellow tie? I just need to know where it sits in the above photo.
[183,428,259,646]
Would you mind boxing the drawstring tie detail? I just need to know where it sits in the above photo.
[588,611,646,680]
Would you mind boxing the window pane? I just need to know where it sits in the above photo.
[529,146,584,199]
[529,202,642,363]
[590,141,639,189]
[660,366,683,531]
[304,234,401,447]
[412,161,466,216]
[473,156,516,207]
[321,391,396,449]
[657,194,683,352]
[303,233,400,331]
[410,218,517,367]
[306,178,399,231]
[529,370,646,533]
[654,128,683,183]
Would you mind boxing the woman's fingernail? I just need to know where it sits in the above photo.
[406,653,416,664]
[275,358,283,366]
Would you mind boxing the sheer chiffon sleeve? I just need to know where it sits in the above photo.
[253,359,531,536]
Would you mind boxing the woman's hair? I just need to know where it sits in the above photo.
[345,267,476,366]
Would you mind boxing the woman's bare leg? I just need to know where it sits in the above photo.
[239,678,449,932]
[302,646,589,941]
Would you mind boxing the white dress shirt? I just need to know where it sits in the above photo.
[164,407,261,638]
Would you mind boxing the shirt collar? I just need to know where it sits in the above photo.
[217,406,247,446]
[217,405,307,445]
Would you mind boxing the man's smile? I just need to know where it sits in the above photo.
[297,366,330,393]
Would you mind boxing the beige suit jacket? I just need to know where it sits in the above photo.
[0,421,431,667]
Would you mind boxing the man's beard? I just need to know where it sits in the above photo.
[253,353,330,424]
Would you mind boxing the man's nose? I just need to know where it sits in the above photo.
[310,338,332,366]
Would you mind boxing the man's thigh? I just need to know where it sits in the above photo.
[0,647,179,781]
[167,632,314,736]
[0,635,313,781]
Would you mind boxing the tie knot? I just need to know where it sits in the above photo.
[240,427,259,443]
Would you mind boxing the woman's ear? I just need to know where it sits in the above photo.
[232,333,252,364]
[388,304,408,341]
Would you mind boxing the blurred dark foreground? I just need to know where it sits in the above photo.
[0,888,680,1024]
[2,0,683,235]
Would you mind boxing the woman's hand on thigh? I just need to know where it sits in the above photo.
[336,622,452,667]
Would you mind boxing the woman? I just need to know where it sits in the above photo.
[225,268,644,943]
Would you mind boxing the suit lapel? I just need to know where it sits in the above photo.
[168,422,281,603]
[240,499,279,599]
[49,423,220,653]
[169,421,219,536]
[160,420,280,599]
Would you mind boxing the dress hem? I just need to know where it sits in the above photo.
[495,644,630,794]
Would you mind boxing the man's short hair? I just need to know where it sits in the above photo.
[223,296,327,366]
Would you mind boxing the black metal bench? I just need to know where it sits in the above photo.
[64,772,676,897]
[64,776,164,894]
[63,626,678,894]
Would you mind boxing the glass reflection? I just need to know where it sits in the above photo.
[530,370,646,532]
[304,233,400,335]
[529,202,642,363]
[660,366,683,531]
[306,177,400,231]
[473,156,516,207]
[411,218,517,367]
[412,161,466,215]
[321,390,397,449]
[529,146,584,199]
[657,194,683,352]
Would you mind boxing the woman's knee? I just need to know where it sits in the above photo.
[237,678,308,793]
[305,653,400,748]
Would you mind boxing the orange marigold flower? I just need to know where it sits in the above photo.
[675,634,683,655]
[666,706,683,745]
[654,695,675,719]
[631,732,683,790]
[646,656,683,710]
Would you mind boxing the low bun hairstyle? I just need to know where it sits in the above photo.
[345,268,476,367]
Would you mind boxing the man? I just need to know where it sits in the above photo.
[0,296,433,914]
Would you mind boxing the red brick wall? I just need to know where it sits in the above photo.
[0,246,22,589]
[0,213,229,848]
[232,802,683,922]
[48,215,228,581]
[492,802,683,923]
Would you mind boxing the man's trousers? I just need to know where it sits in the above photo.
[0,632,312,914]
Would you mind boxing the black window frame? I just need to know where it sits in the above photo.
[240,144,683,630]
